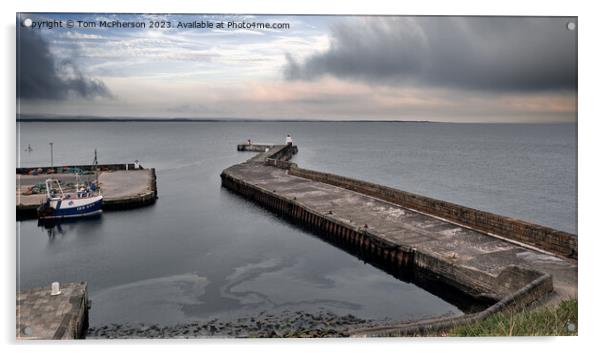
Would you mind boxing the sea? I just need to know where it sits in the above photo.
[16,121,577,326]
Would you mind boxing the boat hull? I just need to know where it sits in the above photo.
[38,195,103,220]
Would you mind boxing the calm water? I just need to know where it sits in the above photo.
[16,122,576,326]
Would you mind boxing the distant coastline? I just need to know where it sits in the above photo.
[16,115,432,123]
[15,115,572,124]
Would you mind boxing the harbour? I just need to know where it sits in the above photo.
[12,11,581,344]
[15,121,577,338]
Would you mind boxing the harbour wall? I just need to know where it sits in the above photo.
[237,144,274,152]
[221,169,551,301]
[102,168,158,211]
[261,155,576,259]
[225,143,555,299]
[222,143,566,334]
[349,271,553,337]
[248,144,298,163]
[17,163,142,175]
[286,166,577,259]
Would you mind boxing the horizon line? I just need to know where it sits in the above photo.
[16,115,575,124]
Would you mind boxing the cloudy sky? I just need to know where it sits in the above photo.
[17,14,577,122]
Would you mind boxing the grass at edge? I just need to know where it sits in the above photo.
[446,299,577,336]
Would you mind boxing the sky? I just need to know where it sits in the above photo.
[16,13,577,122]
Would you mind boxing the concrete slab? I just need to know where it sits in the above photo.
[16,282,88,340]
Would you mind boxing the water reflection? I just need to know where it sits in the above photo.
[38,215,103,239]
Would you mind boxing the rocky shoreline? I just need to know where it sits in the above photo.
[87,310,387,339]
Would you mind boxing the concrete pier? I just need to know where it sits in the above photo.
[17,282,89,339]
[221,143,577,335]
[16,163,157,219]
[237,143,275,152]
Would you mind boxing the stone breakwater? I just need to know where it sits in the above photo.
[220,143,577,336]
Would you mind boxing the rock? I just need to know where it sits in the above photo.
[87,310,378,339]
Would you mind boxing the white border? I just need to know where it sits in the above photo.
[3,1,601,352]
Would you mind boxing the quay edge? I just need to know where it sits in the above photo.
[221,143,577,336]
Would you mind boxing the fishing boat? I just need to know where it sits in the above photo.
[37,178,103,220]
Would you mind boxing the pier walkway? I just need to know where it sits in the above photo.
[222,143,577,334]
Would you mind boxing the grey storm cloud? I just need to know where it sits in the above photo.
[17,29,111,100]
[285,17,577,92]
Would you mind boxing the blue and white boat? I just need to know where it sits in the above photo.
[37,178,103,220]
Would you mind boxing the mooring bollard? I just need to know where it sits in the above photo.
[50,282,61,296]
